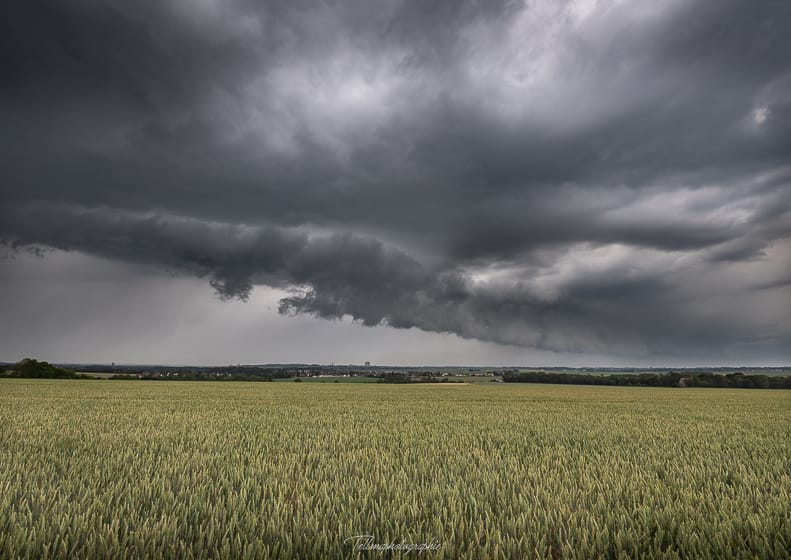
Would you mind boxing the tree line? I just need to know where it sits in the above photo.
[0,358,89,379]
[502,371,791,389]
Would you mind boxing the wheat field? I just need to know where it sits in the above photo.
[0,380,788,559]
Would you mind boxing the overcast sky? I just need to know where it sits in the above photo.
[1,0,789,366]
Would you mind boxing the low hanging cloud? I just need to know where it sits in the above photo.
[2,202,788,359]
[1,0,790,361]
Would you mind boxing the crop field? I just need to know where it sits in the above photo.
[0,380,789,559]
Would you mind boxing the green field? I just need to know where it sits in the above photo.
[1,380,788,559]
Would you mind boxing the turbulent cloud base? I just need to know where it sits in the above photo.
[1,0,790,362]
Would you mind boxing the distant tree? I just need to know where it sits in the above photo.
[379,372,411,384]
[3,358,85,379]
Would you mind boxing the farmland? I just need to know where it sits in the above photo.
[0,380,789,559]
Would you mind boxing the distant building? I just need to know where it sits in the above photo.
[365,361,371,367]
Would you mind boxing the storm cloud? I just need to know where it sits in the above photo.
[1,0,790,362]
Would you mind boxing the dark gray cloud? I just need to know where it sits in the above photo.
[1,0,790,361]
